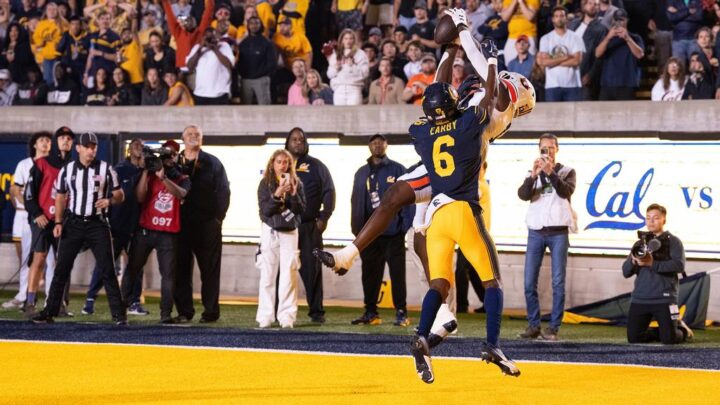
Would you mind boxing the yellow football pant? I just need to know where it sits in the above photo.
[426,201,500,283]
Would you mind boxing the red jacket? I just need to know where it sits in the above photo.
[163,0,215,68]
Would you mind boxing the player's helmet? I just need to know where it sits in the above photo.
[422,82,459,122]
[499,71,536,118]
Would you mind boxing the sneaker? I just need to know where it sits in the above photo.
[410,335,434,384]
[113,317,128,326]
[31,311,54,324]
[310,315,326,324]
[58,304,74,318]
[393,309,411,327]
[280,322,294,329]
[678,319,694,342]
[128,302,150,316]
[173,315,192,324]
[23,303,37,318]
[428,320,458,349]
[480,342,521,377]
[312,249,349,275]
[160,316,175,325]
[258,321,271,328]
[351,312,382,325]
[1,298,24,310]
[518,325,541,339]
[81,299,95,315]
[540,327,559,341]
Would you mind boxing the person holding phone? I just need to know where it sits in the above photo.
[255,149,306,328]
[516,133,576,341]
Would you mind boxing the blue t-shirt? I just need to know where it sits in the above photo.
[600,34,644,88]
[507,54,535,81]
[409,106,489,205]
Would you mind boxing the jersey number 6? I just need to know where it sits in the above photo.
[432,135,455,177]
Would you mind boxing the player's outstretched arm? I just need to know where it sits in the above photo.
[434,44,459,84]
[445,8,489,80]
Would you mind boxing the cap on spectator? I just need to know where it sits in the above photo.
[453,58,464,67]
[55,126,75,139]
[368,134,386,143]
[516,34,529,43]
[79,132,98,146]
[612,9,628,21]
[216,3,232,13]
[421,53,436,63]
[0,69,9,80]
[414,0,427,9]
[368,27,382,37]
[162,140,181,153]
[393,25,408,34]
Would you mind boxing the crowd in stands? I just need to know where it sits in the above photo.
[1,0,719,106]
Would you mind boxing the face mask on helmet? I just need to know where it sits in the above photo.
[422,82,459,122]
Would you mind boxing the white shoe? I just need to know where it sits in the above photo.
[1,299,23,310]
[258,321,271,328]
[280,323,294,329]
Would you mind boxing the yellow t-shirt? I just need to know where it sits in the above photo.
[338,0,363,12]
[281,0,309,36]
[33,19,67,61]
[504,0,539,39]
[211,20,238,39]
[273,32,312,68]
[121,39,144,84]
[235,25,247,42]
[256,2,276,38]
[169,81,195,106]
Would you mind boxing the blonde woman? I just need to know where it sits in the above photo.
[33,1,68,85]
[302,68,334,105]
[256,149,306,328]
[326,28,368,105]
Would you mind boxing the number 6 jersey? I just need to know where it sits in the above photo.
[139,173,191,233]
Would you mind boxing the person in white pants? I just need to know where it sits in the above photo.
[256,149,306,328]
[326,29,369,106]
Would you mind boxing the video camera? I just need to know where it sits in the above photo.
[143,146,174,172]
[631,231,662,259]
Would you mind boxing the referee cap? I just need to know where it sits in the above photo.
[79,132,98,146]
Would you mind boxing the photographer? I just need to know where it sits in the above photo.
[185,27,235,105]
[121,141,190,324]
[622,203,693,344]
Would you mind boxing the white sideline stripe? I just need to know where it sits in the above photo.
[1,338,719,373]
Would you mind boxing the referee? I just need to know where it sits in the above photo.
[32,132,127,325]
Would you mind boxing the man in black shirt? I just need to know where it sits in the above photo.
[409,1,438,52]
[238,16,277,105]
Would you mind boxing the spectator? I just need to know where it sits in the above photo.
[85,67,112,105]
[367,26,383,47]
[409,0,438,52]
[141,67,168,105]
[83,11,120,89]
[667,0,703,63]
[363,41,380,79]
[172,0,192,18]
[138,10,163,48]
[2,22,39,86]
[303,68,333,105]
[81,137,145,316]
[273,16,313,69]
[246,0,276,37]
[326,29,369,105]
[568,0,607,100]
[517,133,576,341]
[212,3,237,38]
[139,0,164,30]
[160,67,192,106]
[280,0,310,37]
[402,39,422,80]
[394,0,417,31]
[285,128,336,324]
[186,28,235,105]
[256,149,306,328]
[33,0,67,85]
[287,58,309,105]
[234,4,258,43]
[501,0,539,63]
[350,134,413,327]
[596,9,645,101]
[597,0,620,29]
[623,204,692,344]
[175,125,231,324]
[379,39,408,80]
[119,20,145,96]
[393,25,410,53]
[403,52,434,104]
[451,57,467,89]
[84,0,131,34]
[331,0,365,40]
[368,57,405,104]
[695,27,718,82]
[237,16,275,105]
[477,0,509,53]
[536,0,581,39]
[367,0,394,38]
[649,0,673,72]
[108,67,138,105]
[162,0,215,69]
[506,34,534,79]
[651,56,686,101]
[14,66,47,105]
[537,6,584,102]
[122,140,190,324]
[143,31,176,76]
[682,52,715,99]
[55,15,88,84]
[11,0,38,21]
[47,62,81,105]
[529,54,546,101]
[466,0,495,42]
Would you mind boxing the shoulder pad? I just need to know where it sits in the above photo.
[413,117,428,126]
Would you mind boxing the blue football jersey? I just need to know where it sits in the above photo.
[409,106,489,204]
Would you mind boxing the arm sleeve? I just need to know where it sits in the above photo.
[458,29,489,80]
[666,1,688,24]
[622,255,637,278]
[290,180,306,215]
[56,166,68,193]
[258,180,283,217]
[548,167,576,199]
[214,160,231,221]
[653,236,686,275]
[517,172,535,201]
[108,166,121,191]
[198,0,215,33]
[326,52,339,79]
[350,168,365,236]
[23,164,43,219]
[317,161,336,221]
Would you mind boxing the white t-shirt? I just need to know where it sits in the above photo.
[12,157,33,210]
[573,22,588,39]
[539,29,585,88]
[186,42,235,98]
[651,78,685,101]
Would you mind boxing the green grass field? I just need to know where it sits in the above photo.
[1,290,718,347]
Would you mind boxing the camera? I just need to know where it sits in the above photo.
[540,147,549,157]
[631,231,662,259]
[143,146,174,172]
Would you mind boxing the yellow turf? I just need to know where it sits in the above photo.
[0,341,717,404]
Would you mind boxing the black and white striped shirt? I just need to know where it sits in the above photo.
[55,159,120,217]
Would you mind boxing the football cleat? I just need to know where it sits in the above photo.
[312,249,348,275]
[410,335,434,384]
[480,342,521,377]
[428,319,458,348]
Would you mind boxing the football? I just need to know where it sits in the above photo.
[434,14,459,45]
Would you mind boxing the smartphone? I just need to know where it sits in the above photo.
[281,173,289,182]
[541,147,549,157]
